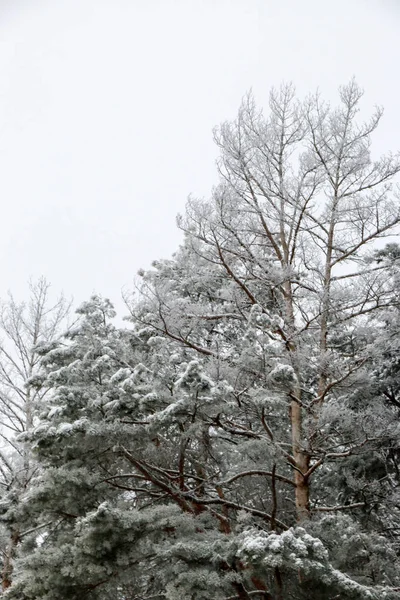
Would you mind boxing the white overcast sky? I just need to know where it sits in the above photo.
[0,0,399,312]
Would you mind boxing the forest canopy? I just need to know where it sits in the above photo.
[0,81,400,600]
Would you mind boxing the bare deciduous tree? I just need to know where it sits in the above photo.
[0,278,70,591]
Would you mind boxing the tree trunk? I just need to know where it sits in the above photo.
[284,282,311,522]
[2,531,19,591]
[291,399,310,521]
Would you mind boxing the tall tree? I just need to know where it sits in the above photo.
[130,80,400,595]
[175,79,400,521]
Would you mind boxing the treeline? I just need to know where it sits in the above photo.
[0,81,400,599]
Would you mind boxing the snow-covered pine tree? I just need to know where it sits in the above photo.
[4,296,156,599]
[6,296,227,599]
[126,80,400,597]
